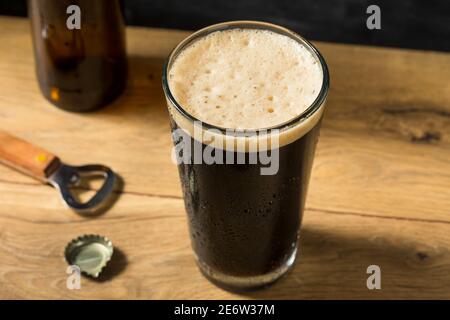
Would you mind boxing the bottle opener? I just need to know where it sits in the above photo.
[0,130,116,214]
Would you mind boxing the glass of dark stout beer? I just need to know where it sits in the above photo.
[163,21,329,290]
[28,0,127,112]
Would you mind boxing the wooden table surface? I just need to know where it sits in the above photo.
[0,16,449,299]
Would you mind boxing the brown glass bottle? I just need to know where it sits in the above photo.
[28,0,127,112]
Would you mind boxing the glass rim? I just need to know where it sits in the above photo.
[162,20,330,134]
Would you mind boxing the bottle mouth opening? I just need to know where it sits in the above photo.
[162,20,330,136]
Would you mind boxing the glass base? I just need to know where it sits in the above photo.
[196,246,298,292]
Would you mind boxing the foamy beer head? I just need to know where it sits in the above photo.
[163,21,329,151]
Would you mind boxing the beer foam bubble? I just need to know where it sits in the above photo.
[168,28,323,130]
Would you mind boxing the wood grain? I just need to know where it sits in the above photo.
[0,182,449,299]
[0,130,60,181]
[0,16,449,299]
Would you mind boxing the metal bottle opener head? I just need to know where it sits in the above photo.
[0,131,119,215]
[48,164,117,214]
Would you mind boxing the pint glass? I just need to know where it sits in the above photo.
[163,21,329,290]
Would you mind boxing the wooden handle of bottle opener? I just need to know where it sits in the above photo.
[0,130,61,181]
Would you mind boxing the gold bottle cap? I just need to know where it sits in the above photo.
[64,234,114,278]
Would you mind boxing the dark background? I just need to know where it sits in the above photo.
[1,0,449,52]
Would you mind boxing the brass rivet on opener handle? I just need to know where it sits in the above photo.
[0,130,116,214]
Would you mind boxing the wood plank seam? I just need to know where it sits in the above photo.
[307,208,450,226]
[1,178,449,226]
